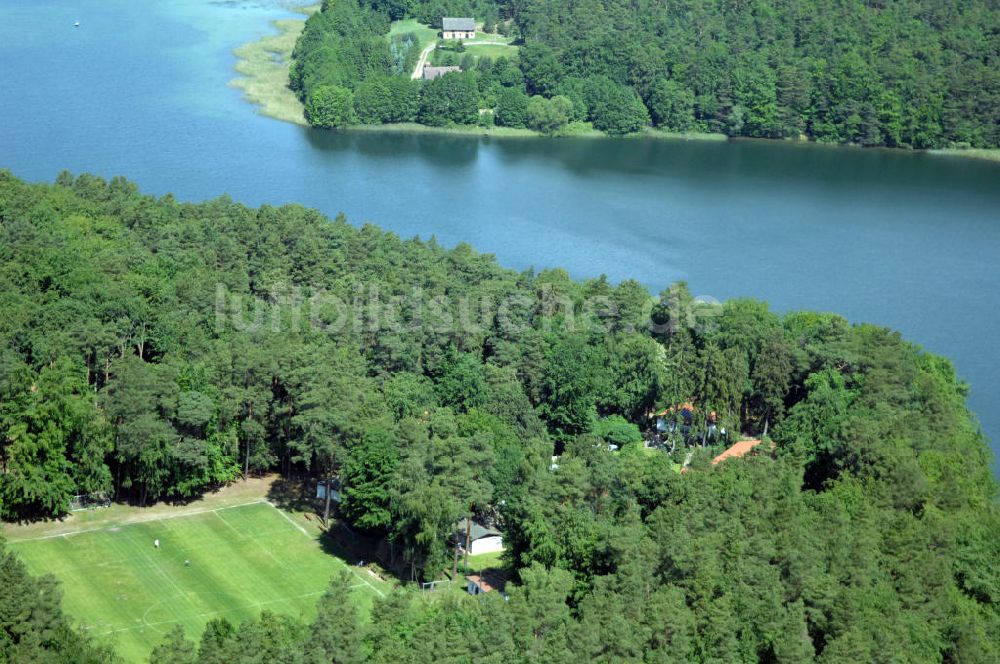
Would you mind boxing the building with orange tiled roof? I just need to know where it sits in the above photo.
[679,438,765,474]
[466,574,495,595]
[655,402,695,417]
[711,439,763,465]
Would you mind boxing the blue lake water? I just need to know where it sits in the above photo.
[1,0,999,470]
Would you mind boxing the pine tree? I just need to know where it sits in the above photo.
[149,625,196,664]
[304,572,365,664]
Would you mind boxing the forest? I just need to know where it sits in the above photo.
[290,0,1000,146]
[1,169,999,661]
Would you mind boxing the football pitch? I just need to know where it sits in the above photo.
[9,501,386,662]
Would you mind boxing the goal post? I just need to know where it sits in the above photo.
[421,580,449,592]
[68,492,112,512]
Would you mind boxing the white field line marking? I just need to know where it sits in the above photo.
[18,500,387,599]
[213,509,245,536]
[265,500,311,537]
[140,520,195,607]
[11,500,270,542]
[101,590,327,635]
[22,527,300,577]
[347,565,386,598]
[265,501,385,598]
[17,525,114,541]
[214,510,287,568]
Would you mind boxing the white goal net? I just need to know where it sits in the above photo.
[68,492,112,512]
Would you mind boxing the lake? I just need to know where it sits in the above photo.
[1,0,998,470]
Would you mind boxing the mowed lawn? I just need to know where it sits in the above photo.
[462,41,519,61]
[388,18,438,51]
[9,502,385,662]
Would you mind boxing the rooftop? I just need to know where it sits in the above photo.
[711,439,763,465]
[442,17,475,31]
[455,518,501,541]
[466,571,507,593]
[422,65,461,81]
[656,402,695,417]
[467,574,495,592]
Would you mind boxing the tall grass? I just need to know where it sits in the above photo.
[230,6,319,126]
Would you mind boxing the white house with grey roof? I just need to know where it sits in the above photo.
[442,17,475,39]
[454,518,504,555]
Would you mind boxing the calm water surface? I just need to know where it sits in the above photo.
[2,0,999,469]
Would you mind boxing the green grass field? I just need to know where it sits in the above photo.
[388,18,439,51]
[431,33,519,66]
[9,502,386,662]
[461,550,504,573]
[461,41,519,62]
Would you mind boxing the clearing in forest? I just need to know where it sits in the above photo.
[8,501,386,663]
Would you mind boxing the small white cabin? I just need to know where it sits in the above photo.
[455,518,504,555]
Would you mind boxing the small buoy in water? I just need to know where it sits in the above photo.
[74,21,80,27]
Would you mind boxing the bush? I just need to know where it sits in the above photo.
[478,109,495,128]
[520,43,563,96]
[648,79,695,132]
[353,78,392,124]
[593,415,642,447]
[499,64,525,89]
[385,77,420,123]
[585,77,650,135]
[526,95,574,134]
[495,87,529,128]
[305,85,356,128]
[554,76,590,122]
[353,77,420,124]
[418,72,479,126]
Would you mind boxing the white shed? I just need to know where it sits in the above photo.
[455,518,504,555]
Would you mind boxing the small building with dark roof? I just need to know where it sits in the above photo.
[316,478,342,502]
[442,17,475,39]
[422,65,461,81]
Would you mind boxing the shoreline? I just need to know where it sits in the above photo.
[342,122,728,142]
[230,14,998,160]
[229,5,319,126]
[928,147,1000,163]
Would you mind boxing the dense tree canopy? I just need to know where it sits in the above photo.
[0,537,118,662]
[510,0,1000,147]
[1,170,998,661]
[292,0,1000,147]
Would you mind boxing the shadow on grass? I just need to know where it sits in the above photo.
[266,475,317,512]
[317,524,515,592]
[318,521,416,586]
[456,554,512,593]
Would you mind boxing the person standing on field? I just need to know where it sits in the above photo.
[154,539,159,548]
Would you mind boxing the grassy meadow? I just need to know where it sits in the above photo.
[928,147,1000,162]
[9,501,386,662]
[388,18,439,52]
